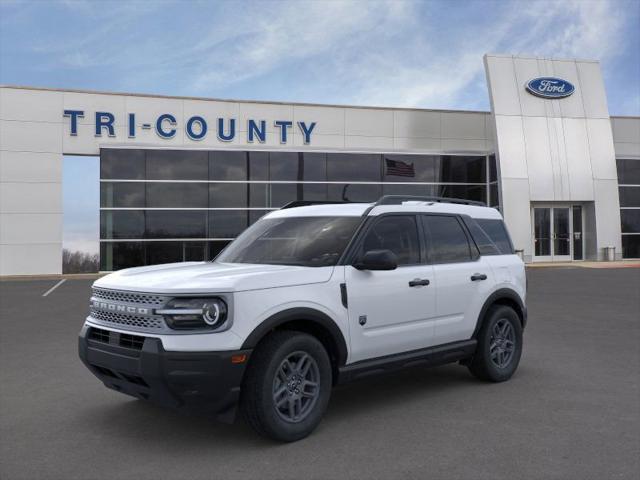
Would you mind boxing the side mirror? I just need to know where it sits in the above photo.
[353,249,398,271]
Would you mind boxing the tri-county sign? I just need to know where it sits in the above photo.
[63,110,317,144]
[525,77,575,99]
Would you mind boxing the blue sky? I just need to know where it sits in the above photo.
[1,0,639,253]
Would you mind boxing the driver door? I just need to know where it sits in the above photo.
[344,214,437,363]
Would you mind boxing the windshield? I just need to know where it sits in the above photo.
[216,216,361,267]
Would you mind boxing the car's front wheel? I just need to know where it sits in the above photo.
[468,305,523,382]
[241,331,332,442]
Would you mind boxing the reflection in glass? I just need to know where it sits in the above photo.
[622,235,640,259]
[100,183,145,208]
[554,208,570,256]
[534,208,551,256]
[618,186,640,207]
[209,210,248,238]
[146,242,183,265]
[423,215,472,263]
[100,149,145,179]
[616,158,640,185]
[327,154,381,182]
[210,151,247,180]
[146,211,207,238]
[146,183,208,208]
[210,183,248,207]
[572,206,583,260]
[621,210,640,233]
[146,150,208,180]
[100,211,145,239]
[100,242,144,271]
[269,152,300,181]
[328,183,381,202]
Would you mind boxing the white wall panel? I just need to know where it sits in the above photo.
[0,120,63,153]
[393,137,441,151]
[0,243,61,275]
[500,178,532,257]
[576,61,610,119]
[513,57,546,117]
[441,112,486,139]
[587,119,619,179]
[611,117,640,152]
[441,138,488,152]
[294,106,344,136]
[562,118,594,200]
[552,60,586,118]
[593,179,622,259]
[0,213,62,244]
[484,55,521,116]
[344,135,394,150]
[239,102,294,134]
[521,116,554,200]
[0,151,62,182]
[0,88,63,122]
[344,108,393,137]
[494,116,528,178]
[0,182,61,213]
[63,92,127,125]
[393,110,440,139]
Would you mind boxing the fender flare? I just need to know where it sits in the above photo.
[241,307,349,366]
[472,288,527,338]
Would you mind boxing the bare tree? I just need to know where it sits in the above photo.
[62,249,99,274]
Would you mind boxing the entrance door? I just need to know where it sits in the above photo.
[532,205,583,262]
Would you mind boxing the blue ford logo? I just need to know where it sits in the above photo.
[526,77,575,99]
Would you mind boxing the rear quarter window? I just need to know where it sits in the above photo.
[475,218,514,255]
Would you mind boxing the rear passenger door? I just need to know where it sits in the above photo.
[421,215,495,345]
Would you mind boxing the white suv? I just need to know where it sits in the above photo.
[79,196,527,442]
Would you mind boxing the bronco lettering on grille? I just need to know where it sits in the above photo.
[91,300,150,315]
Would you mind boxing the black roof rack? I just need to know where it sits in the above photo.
[373,195,486,207]
[280,200,351,210]
[280,196,486,213]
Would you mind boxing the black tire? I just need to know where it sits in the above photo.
[468,305,523,382]
[240,330,332,442]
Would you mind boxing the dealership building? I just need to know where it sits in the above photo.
[1,54,639,275]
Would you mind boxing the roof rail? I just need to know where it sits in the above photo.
[362,195,486,216]
[374,195,486,207]
[280,200,351,210]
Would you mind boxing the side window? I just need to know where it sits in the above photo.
[423,215,472,264]
[462,217,499,256]
[476,219,514,254]
[360,216,420,265]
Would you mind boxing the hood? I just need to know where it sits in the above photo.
[94,262,335,294]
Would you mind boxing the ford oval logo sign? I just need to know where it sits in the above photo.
[526,77,575,99]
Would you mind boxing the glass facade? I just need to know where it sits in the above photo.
[617,158,640,258]
[100,149,500,270]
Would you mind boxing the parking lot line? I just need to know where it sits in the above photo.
[42,279,66,297]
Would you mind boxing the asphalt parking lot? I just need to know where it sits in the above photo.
[1,267,639,480]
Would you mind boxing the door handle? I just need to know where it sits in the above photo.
[470,273,487,281]
[409,278,430,287]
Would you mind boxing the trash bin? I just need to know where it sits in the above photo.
[604,246,616,261]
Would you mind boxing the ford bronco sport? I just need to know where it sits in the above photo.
[79,195,527,442]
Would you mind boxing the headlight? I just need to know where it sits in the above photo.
[157,297,229,331]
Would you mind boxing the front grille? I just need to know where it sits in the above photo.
[90,308,165,330]
[88,327,110,343]
[120,333,145,350]
[92,288,166,307]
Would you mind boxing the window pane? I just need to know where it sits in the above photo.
[619,187,640,207]
[424,215,472,263]
[184,242,207,261]
[146,211,207,238]
[146,241,183,265]
[100,149,145,179]
[210,151,247,180]
[249,210,271,225]
[302,153,327,181]
[270,183,299,207]
[489,155,497,182]
[463,218,499,255]
[100,242,144,270]
[476,218,514,254]
[438,156,485,183]
[437,184,486,204]
[361,216,420,265]
[617,158,640,185]
[383,155,438,182]
[100,211,145,239]
[269,152,300,181]
[146,150,208,180]
[209,210,248,238]
[209,240,231,260]
[489,184,499,207]
[146,183,208,208]
[382,184,434,197]
[100,182,145,208]
[328,183,382,202]
[302,183,328,201]
[249,152,269,180]
[621,210,640,233]
[210,183,248,207]
[327,153,381,182]
[622,235,640,258]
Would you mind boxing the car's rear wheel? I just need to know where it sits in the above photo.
[468,305,523,382]
[241,330,332,442]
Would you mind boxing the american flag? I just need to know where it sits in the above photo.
[385,158,415,177]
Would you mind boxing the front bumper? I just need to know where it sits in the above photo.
[78,325,251,422]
